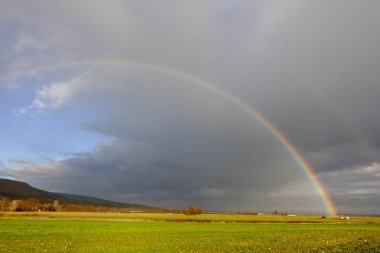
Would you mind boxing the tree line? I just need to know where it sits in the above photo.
[0,197,152,212]
[0,196,204,214]
[0,197,55,212]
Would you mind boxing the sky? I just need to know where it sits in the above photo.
[1,0,380,215]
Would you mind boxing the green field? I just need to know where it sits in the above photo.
[1,212,380,252]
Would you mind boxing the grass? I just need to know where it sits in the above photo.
[1,212,380,252]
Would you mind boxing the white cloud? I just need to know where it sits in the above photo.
[31,99,47,110]
[10,75,88,118]
[353,163,380,177]
[325,163,380,178]
[11,107,28,117]
[37,76,86,109]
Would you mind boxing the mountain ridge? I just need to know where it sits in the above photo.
[0,178,151,209]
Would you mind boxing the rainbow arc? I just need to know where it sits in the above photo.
[1,59,338,216]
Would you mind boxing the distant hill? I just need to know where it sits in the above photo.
[0,178,62,203]
[56,193,150,209]
[0,178,151,209]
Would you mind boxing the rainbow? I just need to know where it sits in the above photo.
[1,59,338,216]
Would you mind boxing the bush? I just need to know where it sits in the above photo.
[17,198,41,211]
[0,197,11,211]
[183,206,203,215]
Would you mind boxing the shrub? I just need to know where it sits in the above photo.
[183,206,203,215]
[17,198,41,211]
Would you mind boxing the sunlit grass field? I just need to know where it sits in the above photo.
[1,212,380,252]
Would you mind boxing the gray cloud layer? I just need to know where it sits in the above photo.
[1,0,379,214]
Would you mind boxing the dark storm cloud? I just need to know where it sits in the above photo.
[231,0,380,174]
[1,65,317,211]
[1,0,380,214]
[1,136,308,210]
